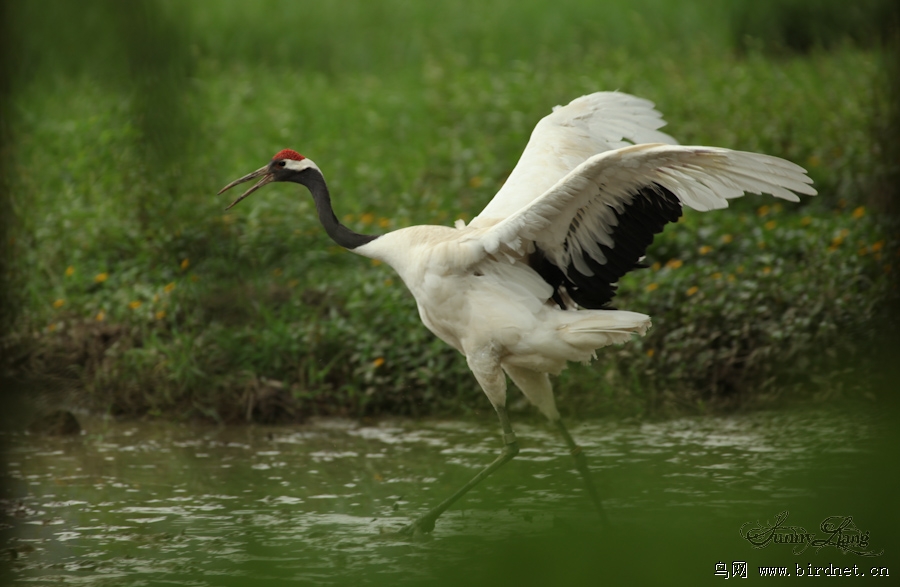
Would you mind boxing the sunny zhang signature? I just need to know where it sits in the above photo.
[740,511,884,556]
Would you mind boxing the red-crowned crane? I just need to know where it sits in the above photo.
[218,91,816,535]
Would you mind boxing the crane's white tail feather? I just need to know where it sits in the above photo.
[557,310,651,351]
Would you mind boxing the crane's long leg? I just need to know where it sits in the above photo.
[555,418,609,527]
[398,405,519,535]
[502,364,610,527]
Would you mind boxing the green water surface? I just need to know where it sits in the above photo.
[2,406,897,585]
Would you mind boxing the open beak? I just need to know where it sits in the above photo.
[218,165,274,210]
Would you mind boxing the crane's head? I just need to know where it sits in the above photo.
[218,149,320,210]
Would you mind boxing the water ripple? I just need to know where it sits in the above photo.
[1,406,888,586]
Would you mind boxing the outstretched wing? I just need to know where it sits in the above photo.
[476,144,817,308]
[472,92,677,226]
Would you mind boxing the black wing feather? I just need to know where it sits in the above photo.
[530,183,682,309]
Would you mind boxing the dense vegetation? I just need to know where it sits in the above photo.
[2,0,898,422]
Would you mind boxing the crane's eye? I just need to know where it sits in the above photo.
[277,160,286,167]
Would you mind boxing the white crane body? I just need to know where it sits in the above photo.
[354,222,651,419]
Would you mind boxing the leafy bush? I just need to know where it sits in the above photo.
[591,201,897,413]
[731,0,898,54]
[2,1,896,422]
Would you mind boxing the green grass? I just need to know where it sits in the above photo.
[3,0,898,422]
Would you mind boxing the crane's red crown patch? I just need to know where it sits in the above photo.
[272,149,305,161]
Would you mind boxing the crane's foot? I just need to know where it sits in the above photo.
[391,434,520,538]
[382,406,521,539]
[396,514,437,537]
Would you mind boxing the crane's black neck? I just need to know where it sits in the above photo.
[291,168,379,250]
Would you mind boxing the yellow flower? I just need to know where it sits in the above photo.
[95,310,105,322]
[384,278,394,286]
[698,245,713,255]
[646,349,655,358]
[378,217,391,228]
[65,266,75,277]
[727,274,736,283]
[47,323,56,332]
[651,262,661,271]
[686,286,699,296]
[807,155,821,168]
[764,220,777,230]
[155,310,166,320]
[762,266,772,275]
[645,282,659,292]
[469,176,484,188]
[371,259,382,266]
[128,300,142,310]
[800,216,812,226]
[95,272,109,283]
[180,258,190,270]
[360,213,375,225]
[871,240,885,252]
[711,272,723,280]
[852,206,865,219]
[373,357,385,368]
[53,298,65,308]
[665,259,683,269]
[757,204,771,217]
[164,282,176,293]
[720,234,733,244]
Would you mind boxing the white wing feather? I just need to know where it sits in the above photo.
[472,92,677,225]
[477,144,817,272]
